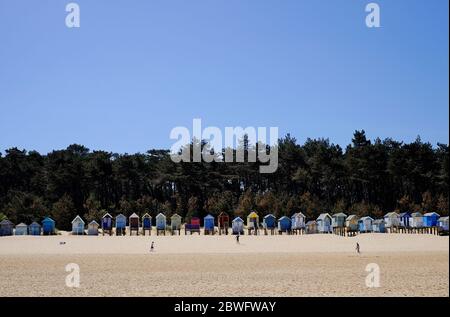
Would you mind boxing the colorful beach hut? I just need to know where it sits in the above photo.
[384,212,400,228]
[423,212,440,227]
[0,219,14,236]
[218,212,229,235]
[29,221,41,236]
[129,213,139,235]
[101,213,113,235]
[15,223,28,235]
[204,214,215,235]
[278,216,291,234]
[305,220,318,234]
[42,217,56,235]
[156,213,167,235]
[71,215,85,235]
[142,213,152,235]
[332,213,347,228]
[232,217,244,235]
[115,214,126,236]
[372,219,386,233]
[87,220,99,236]
[410,212,424,228]
[185,217,200,235]
[437,216,449,234]
[399,212,411,228]
[317,213,332,233]
[246,212,259,235]
[291,212,306,232]
[170,214,182,235]
[358,216,373,233]
[263,214,276,234]
[345,215,359,232]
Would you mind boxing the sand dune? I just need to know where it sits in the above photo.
[0,234,448,297]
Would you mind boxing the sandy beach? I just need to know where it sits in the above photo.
[0,234,448,297]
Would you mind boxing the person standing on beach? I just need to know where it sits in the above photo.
[236,233,240,244]
[150,241,154,252]
[356,242,360,254]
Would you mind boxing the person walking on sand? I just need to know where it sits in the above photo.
[150,241,154,252]
[356,242,360,254]
[236,233,240,244]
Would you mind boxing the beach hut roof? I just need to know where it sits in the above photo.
[142,213,151,218]
[279,216,290,220]
[30,221,40,227]
[156,212,166,218]
[306,220,316,225]
[171,213,181,219]
[317,213,332,220]
[411,212,423,217]
[0,219,13,225]
[264,214,275,219]
[346,214,359,220]
[360,216,374,221]
[42,217,55,223]
[332,212,347,217]
[373,219,384,224]
[204,214,214,219]
[16,222,27,227]
[384,212,399,217]
[399,212,411,217]
[232,217,243,223]
[129,213,139,218]
[89,220,99,226]
[71,215,85,224]
[116,213,126,219]
[102,212,113,219]
[248,211,258,218]
[438,216,449,221]
[424,212,440,217]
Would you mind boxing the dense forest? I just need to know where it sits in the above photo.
[0,130,448,230]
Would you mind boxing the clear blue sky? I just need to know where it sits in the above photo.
[0,0,448,154]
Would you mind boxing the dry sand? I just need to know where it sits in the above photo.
[0,233,448,296]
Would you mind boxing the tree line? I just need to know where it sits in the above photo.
[0,130,448,230]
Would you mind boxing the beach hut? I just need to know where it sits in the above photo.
[156,213,167,235]
[29,221,41,236]
[246,211,259,235]
[101,213,113,235]
[87,220,99,236]
[115,214,126,236]
[129,213,139,235]
[0,219,14,236]
[218,212,229,235]
[185,217,200,235]
[384,212,400,229]
[410,212,424,228]
[278,216,291,234]
[423,212,440,227]
[305,220,318,234]
[345,215,359,233]
[437,216,449,235]
[15,223,28,235]
[291,212,306,233]
[71,215,85,235]
[358,216,373,233]
[232,217,244,235]
[170,214,182,235]
[332,213,347,228]
[204,214,215,235]
[399,212,411,228]
[142,213,152,235]
[317,213,332,233]
[42,217,56,235]
[263,214,276,235]
[372,219,386,233]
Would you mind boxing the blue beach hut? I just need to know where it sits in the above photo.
[156,213,166,230]
[263,214,276,230]
[115,214,127,235]
[101,212,113,235]
[0,219,14,236]
[358,216,373,233]
[437,216,449,233]
[291,212,306,230]
[317,213,332,233]
[42,217,55,235]
[15,223,28,235]
[232,217,244,235]
[204,214,215,234]
[142,213,152,235]
[399,212,411,228]
[278,216,292,233]
[71,215,85,235]
[29,221,41,236]
[423,212,440,227]
[372,219,386,233]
